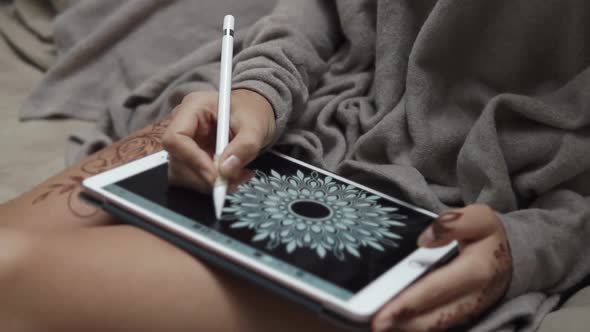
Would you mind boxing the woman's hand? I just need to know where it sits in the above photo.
[373,204,513,332]
[162,89,275,192]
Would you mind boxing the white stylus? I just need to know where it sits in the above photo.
[213,15,234,219]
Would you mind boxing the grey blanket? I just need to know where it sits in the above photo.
[22,1,590,331]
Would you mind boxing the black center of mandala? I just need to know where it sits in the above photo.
[289,200,332,220]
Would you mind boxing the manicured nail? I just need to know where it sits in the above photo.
[417,226,435,247]
[436,211,462,223]
[220,155,241,176]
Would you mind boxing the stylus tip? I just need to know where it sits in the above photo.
[213,184,227,219]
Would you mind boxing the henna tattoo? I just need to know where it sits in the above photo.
[427,300,477,332]
[392,307,418,321]
[427,242,512,332]
[81,118,170,175]
[32,118,171,218]
[32,176,99,218]
[483,242,512,297]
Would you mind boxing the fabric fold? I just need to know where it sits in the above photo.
[20,1,590,331]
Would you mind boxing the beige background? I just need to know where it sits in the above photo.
[0,26,91,203]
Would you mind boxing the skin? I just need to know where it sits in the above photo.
[373,206,513,332]
[0,90,338,332]
[0,90,513,331]
[163,89,276,193]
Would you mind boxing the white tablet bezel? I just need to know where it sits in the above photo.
[82,150,457,322]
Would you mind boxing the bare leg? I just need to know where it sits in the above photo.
[0,118,171,230]
[0,118,343,331]
[0,226,341,331]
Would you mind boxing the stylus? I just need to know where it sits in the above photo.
[213,15,234,219]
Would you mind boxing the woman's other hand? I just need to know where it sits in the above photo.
[163,89,275,193]
[373,204,513,332]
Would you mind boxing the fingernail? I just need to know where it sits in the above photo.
[436,211,462,223]
[220,155,241,175]
[417,226,435,247]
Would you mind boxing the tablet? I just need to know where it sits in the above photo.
[82,150,457,325]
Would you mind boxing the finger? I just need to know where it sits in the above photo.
[373,245,491,330]
[227,169,256,193]
[163,107,217,185]
[390,291,483,332]
[169,93,217,142]
[165,133,216,185]
[417,205,498,248]
[167,156,213,193]
[218,130,264,179]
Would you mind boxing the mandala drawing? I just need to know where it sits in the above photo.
[222,169,407,260]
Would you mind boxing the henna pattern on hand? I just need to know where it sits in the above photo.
[427,242,512,332]
[392,307,418,321]
[32,118,171,218]
[427,299,477,332]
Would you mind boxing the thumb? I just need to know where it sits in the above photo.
[218,131,264,179]
[417,205,497,248]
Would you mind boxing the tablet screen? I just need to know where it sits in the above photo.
[103,153,433,301]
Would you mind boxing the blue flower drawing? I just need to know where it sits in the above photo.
[222,169,407,260]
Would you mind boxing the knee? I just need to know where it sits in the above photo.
[0,229,34,329]
[0,228,32,285]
